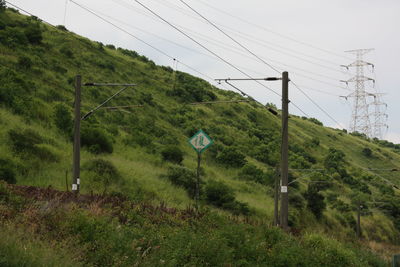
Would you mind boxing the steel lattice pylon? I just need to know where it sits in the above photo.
[341,49,375,137]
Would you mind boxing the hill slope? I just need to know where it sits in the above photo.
[0,8,400,263]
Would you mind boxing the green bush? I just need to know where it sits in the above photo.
[237,163,272,185]
[0,27,28,47]
[163,166,197,198]
[8,128,43,154]
[0,158,16,184]
[304,183,326,219]
[216,147,246,168]
[84,158,121,193]
[205,180,250,215]
[81,125,113,154]
[362,147,372,157]
[24,21,42,45]
[324,148,346,171]
[0,0,5,11]
[53,103,72,134]
[161,145,184,164]
[17,56,32,69]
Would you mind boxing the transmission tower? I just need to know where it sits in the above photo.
[340,49,375,137]
[370,93,388,140]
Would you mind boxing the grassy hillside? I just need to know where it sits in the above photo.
[0,7,400,264]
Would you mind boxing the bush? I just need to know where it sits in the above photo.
[17,56,32,69]
[8,128,43,154]
[161,146,184,164]
[81,125,113,154]
[53,103,72,134]
[216,147,246,168]
[304,183,326,219]
[362,147,372,157]
[0,27,28,47]
[0,158,16,184]
[24,22,42,44]
[205,180,250,215]
[163,166,197,198]
[0,0,5,11]
[84,159,121,193]
[237,164,272,185]
[324,148,345,170]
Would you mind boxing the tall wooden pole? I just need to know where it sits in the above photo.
[196,153,201,210]
[72,75,81,194]
[280,71,289,230]
[273,166,280,226]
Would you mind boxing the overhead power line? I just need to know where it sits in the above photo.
[178,0,280,74]
[111,0,351,89]
[178,0,342,126]
[132,0,281,98]
[195,0,352,61]
[291,81,344,127]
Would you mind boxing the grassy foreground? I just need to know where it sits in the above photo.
[0,182,388,266]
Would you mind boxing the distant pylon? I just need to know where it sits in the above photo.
[340,49,375,137]
[370,93,388,140]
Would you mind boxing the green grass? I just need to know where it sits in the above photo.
[0,7,400,259]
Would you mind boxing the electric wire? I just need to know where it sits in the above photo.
[179,0,280,74]
[150,0,352,65]
[132,0,282,98]
[178,0,342,125]
[291,81,344,127]
[69,0,217,86]
[195,0,353,61]
[111,0,351,89]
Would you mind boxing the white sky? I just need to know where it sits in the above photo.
[8,0,400,143]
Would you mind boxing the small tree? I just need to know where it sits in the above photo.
[53,103,72,134]
[0,0,6,11]
[304,183,326,219]
[361,147,372,158]
[161,145,184,164]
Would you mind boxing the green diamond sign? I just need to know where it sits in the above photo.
[188,129,213,154]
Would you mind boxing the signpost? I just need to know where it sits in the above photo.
[188,129,213,210]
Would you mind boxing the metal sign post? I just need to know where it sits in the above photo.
[188,129,213,210]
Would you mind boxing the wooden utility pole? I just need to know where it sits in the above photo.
[273,166,280,226]
[72,75,81,194]
[280,71,289,230]
[196,153,201,210]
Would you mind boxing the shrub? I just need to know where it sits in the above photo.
[81,125,113,154]
[164,166,197,198]
[0,158,16,184]
[59,46,74,58]
[205,180,250,215]
[105,44,116,50]
[0,0,5,11]
[84,159,121,194]
[324,148,345,170]
[237,164,272,185]
[56,25,68,31]
[304,183,326,219]
[17,56,32,69]
[8,128,43,154]
[53,103,72,134]
[362,147,372,157]
[216,147,246,168]
[0,27,28,47]
[24,23,42,44]
[161,146,184,164]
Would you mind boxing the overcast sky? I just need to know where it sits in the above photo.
[8,0,400,143]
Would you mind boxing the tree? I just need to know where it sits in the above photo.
[0,0,6,11]
[53,103,72,134]
[304,184,326,219]
[161,145,184,164]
